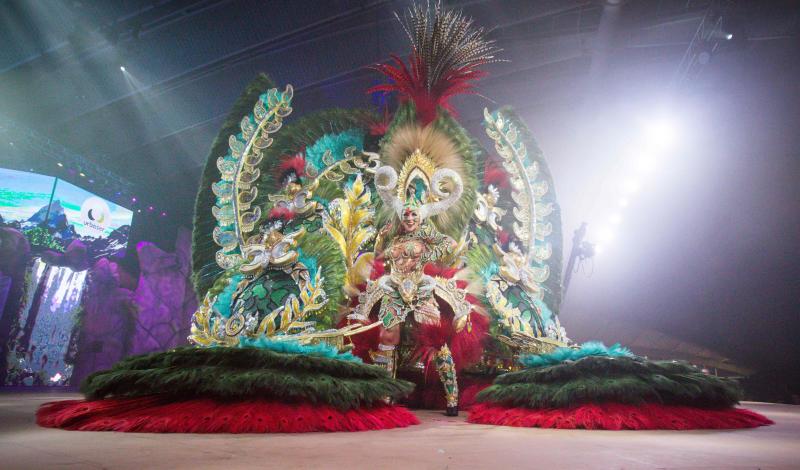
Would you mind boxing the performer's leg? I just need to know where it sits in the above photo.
[435,344,459,416]
[371,323,401,378]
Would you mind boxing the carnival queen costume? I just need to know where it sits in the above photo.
[37,1,771,432]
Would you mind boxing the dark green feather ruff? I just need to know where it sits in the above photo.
[81,347,415,409]
[477,356,742,409]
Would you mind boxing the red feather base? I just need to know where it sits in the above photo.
[37,397,419,433]
[468,403,774,430]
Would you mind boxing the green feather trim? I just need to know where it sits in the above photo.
[295,230,347,328]
[81,347,415,409]
[82,366,412,409]
[312,178,345,207]
[305,129,365,171]
[105,347,387,379]
[465,244,499,284]
[380,102,418,145]
[478,356,742,409]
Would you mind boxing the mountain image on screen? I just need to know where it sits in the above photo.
[22,199,131,260]
[26,200,68,231]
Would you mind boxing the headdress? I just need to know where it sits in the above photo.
[375,126,464,221]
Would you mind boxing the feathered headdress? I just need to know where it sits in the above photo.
[374,124,465,225]
[369,0,501,124]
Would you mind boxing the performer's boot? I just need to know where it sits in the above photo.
[371,344,398,405]
[370,344,397,377]
[435,344,459,416]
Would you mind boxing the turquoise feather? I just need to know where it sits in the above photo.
[519,341,634,369]
[237,337,363,363]
[305,129,365,171]
[212,274,244,318]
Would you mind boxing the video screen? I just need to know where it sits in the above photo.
[50,179,133,258]
[0,168,56,227]
[0,167,133,258]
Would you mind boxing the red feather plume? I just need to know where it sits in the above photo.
[267,206,296,222]
[278,153,306,179]
[368,2,501,124]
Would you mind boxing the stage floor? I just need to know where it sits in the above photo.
[0,393,797,469]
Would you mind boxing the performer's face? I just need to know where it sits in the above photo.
[401,208,420,233]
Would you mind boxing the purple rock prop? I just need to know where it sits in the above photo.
[40,240,90,272]
[0,228,31,383]
[130,228,197,354]
[0,227,31,275]
[0,274,10,322]
[70,258,137,384]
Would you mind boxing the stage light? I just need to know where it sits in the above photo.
[161,211,167,217]
[120,66,126,72]
[644,118,676,149]
[623,178,641,194]
[131,197,137,203]
[726,33,733,40]
[88,179,94,183]
[618,197,629,207]
[597,227,615,243]
[79,172,86,177]
[137,209,142,213]
[57,162,63,167]
[610,213,622,225]
[635,154,658,174]
[148,206,154,211]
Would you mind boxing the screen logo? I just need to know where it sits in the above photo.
[81,197,111,235]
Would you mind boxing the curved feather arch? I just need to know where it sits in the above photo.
[193,74,276,297]
[474,107,564,343]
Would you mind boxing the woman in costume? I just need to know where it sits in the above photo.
[36,1,772,432]
[348,156,466,415]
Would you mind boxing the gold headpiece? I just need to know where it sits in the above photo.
[375,124,465,221]
[397,148,436,203]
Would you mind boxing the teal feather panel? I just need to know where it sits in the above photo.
[212,274,244,318]
[304,129,365,172]
[519,341,634,369]
[236,337,362,363]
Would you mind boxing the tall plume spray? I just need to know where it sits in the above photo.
[370,0,502,123]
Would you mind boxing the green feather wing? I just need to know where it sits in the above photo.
[479,107,564,340]
[192,74,276,297]
[501,108,564,316]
